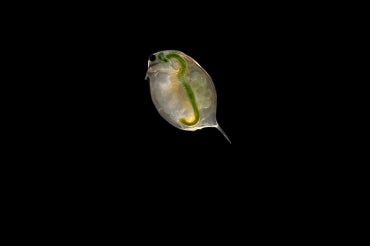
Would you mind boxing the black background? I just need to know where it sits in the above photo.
[0,3,354,242]
[13,3,331,159]
[11,3,333,213]
[17,3,327,166]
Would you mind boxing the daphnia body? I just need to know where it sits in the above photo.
[145,50,231,143]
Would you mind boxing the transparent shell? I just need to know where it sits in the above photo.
[145,50,230,143]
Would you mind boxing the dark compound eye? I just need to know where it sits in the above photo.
[149,54,156,61]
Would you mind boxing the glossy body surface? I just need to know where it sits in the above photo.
[145,50,230,143]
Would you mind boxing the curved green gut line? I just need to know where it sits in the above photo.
[162,52,199,126]
[179,82,200,126]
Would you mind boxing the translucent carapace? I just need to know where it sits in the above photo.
[145,50,231,143]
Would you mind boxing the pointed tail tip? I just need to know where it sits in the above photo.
[216,125,231,144]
